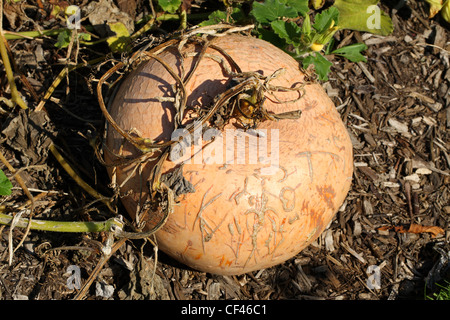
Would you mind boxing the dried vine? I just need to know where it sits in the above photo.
[97,24,308,239]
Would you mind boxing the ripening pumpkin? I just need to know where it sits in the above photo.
[104,33,353,275]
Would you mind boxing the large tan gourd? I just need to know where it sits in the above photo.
[105,34,353,275]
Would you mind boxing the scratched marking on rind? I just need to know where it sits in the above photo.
[204,213,228,242]
[265,215,286,256]
[306,226,318,243]
[226,228,245,261]
[248,195,256,206]
[288,213,300,224]
[277,166,288,183]
[227,175,293,266]
[235,228,244,261]
[277,166,298,183]
[226,215,244,261]
[228,223,234,236]
[193,187,223,253]
[233,177,249,205]
[234,216,242,235]
[295,151,343,183]
[273,218,286,256]
[279,186,295,212]
[242,190,282,268]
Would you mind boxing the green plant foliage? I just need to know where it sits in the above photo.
[302,52,333,81]
[0,169,12,196]
[245,0,389,80]
[199,7,245,26]
[284,0,309,16]
[313,6,339,33]
[332,43,368,62]
[250,0,299,23]
[270,20,302,46]
[54,29,72,48]
[107,22,131,53]
[158,0,182,13]
[54,29,91,49]
[426,281,450,300]
[333,0,393,36]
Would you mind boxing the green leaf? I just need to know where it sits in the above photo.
[442,0,450,23]
[0,169,12,196]
[199,10,227,26]
[257,27,287,48]
[332,43,368,62]
[313,6,339,33]
[251,0,298,23]
[302,52,332,81]
[158,0,182,13]
[311,25,340,46]
[333,0,393,36]
[270,20,301,46]
[107,22,130,53]
[199,8,244,26]
[54,29,72,48]
[285,0,309,16]
[301,13,312,36]
[324,37,335,55]
[78,33,91,41]
[54,30,91,48]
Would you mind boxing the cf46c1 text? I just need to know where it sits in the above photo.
[181,304,267,317]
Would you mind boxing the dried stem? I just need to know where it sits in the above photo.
[0,213,122,233]
[0,24,27,109]
[0,151,34,203]
[35,56,106,111]
[49,144,115,213]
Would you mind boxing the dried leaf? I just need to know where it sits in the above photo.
[407,224,445,238]
[2,109,55,166]
[378,224,445,238]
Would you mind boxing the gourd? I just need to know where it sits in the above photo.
[103,33,353,275]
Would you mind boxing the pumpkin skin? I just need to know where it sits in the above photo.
[105,34,353,275]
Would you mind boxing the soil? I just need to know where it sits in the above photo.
[0,0,449,301]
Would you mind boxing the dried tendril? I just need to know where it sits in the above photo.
[97,25,309,238]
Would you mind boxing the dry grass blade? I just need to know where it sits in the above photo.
[0,4,28,110]
[0,150,36,263]
[8,209,26,265]
[73,238,127,300]
[49,144,115,213]
[36,56,106,112]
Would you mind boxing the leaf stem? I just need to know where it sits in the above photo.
[3,28,66,40]
[0,30,28,109]
[0,213,122,233]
